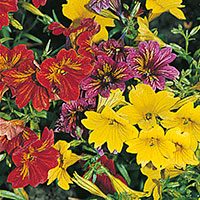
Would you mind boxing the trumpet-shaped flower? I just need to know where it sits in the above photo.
[127,40,179,90]
[47,140,80,190]
[2,61,50,112]
[82,106,138,153]
[162,102,200,141]
[7,127,59,188]
[0,0,18,29]
[119,84,179,130]
[81,55,134,98]
[146,0,186,20]
[36,49,93,102]
[62,0,115,42]
[0,127,38,154]
[135,17,166,47]
[166,128,199,168]
[126,126,176,168]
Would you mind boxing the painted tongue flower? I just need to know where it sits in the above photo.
[81,55,134,98]
[55,97,96,138]
[7,127,59,188]
[0,0,18,30]
[98,38,135,62]
[87,0,109,13]
[127,40,179,90]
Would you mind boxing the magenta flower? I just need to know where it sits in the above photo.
[88,0,109,13]
[127,40,179,90]
[98,38,135,62]
[81,55,134,98]
[55,97,96,138]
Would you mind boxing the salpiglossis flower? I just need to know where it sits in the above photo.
[0,44,34,100]
[87,0,109,13]
[32,0,47,8]
[7,127,59,188]
[47,140,80,190]
[166,128,199,168]
[126,126,176,168]
[162,102,200,141]
[0,127,38,154]
[82,105,138,153]
[0,0,18,30]
[119,84,179,130]
[0,118,25,140]
[62,0,115,42]
[127,40,179,90]
[37,49,93,102]
[2,60,50,112]
[135,17,166,47]
[81,55,134,98]
[146,0,186,20]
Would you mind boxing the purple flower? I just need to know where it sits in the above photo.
[81,55,134,98]
[88,0,109,13]
[55,97,96,138]
[127,40,179,90]
[98,38,135,62]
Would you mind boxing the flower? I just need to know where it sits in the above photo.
[2,60,50,112]
[126,126,176,168]
[0,127,38,154]
[0,118,25,140]
[135,17,166,47]
[127,40,179,90]
[0,0,18,30]
[166,128,199,168]
[36,49,93,102]
[7,127,59,188]
[62,0,115,42]
[87,0,109,13]
[118,84,179,130]
[98,38,135,62]
[146,0,186,20]
[48,22,69,36]
[32,0,47,8]
[162,102,200,141]
[0,45,34,101]
[55,97,96,138]
[81,55,134,98]
[82,105,138,153]
[72,172,111,200]
[47,140,80,190]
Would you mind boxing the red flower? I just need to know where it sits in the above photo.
[2,62,50,112]
[0,127,38,154]
[7,127,59,188]
[32,0,47,8]
[0,44,34,101]
[36,49,93,102]
[0,118,25,140]
[0,0,18,29]
[48,22,69,36]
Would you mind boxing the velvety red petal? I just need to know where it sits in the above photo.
[32,0,47,8]
[40,127,54,148]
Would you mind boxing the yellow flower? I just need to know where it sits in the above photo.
[72,172,111,200]
[161,102,200,141]
[97,89,129,113]
[107,172,147,199]
[166,128,199,168]
[118,84,179,130]
[82,106,138,153]
[135,17,166,47]
[126,126,176,168]
[47,140,80,190]
[146,0,186,20]
[62,0,115,42]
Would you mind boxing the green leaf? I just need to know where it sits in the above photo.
[22,33,42,43]
[193,49,200,60]
[52,10,59,22]
[35,110,47,119]
[0,190,25,200]
[0,112,11,120]
[13,110,25,118]
[116,163,131,185]
[0,37,13,43]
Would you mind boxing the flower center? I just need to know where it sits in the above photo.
[183,118,191,125]
[103,75,111,83]
[149,137,158,147]
[145,113,152,120]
